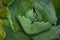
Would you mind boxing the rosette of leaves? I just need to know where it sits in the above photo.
[0,0,60,40]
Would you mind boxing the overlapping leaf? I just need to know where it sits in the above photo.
[33,0,57,24]
[32,25,60,40]
[25,10,36,22]
[8,0,32,33]
[3,21,31,40]
[17,15,51,35]
[0,0,60,40]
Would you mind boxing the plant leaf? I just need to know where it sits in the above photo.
[32,25,60,40]
[17,15,51,35]
[33,0,57,25]
[8,0,32,33]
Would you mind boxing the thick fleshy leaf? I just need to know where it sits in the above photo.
[32,25,60,40]
[8,0,32,33]
[3,24,16,40]
[25,9,43,22]
[33,0,57,25]
[17,15,32,35]
[3,20,17,40]
[31,22,51,34]
[25,10,37,22]
[14,32,31,40]
[0,0,59,40]
[35,10,43,21]
[32,32,58,40]
[17,15,51,35]
[3,21,31,40]
[8,0,32,16]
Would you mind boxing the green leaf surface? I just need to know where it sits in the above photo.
[32,25,60,40]
[3,25,16,40]
[3,23,31,40]
[8,0,32,16]
[17,15,51,35]
[8,0,32,33]
[33,0,57,25]
[0,0,60,40]
[35,10,43,21]
[25,10,37,22]
[14,32,31,40]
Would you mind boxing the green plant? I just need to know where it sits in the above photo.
[0,0,60,40]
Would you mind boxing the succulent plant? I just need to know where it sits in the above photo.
[0,0,60,40]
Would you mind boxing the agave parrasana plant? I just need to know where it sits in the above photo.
[0,0,60,40]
